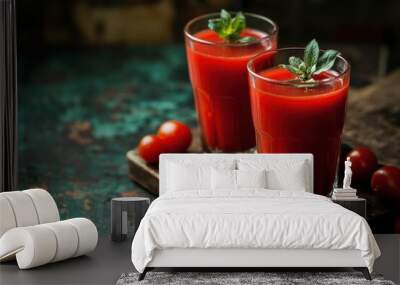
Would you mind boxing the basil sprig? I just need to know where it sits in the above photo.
[208,9,256,43]
[280,39,340,81]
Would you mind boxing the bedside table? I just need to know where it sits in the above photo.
[111,197,150,242]
[332,197,366,218]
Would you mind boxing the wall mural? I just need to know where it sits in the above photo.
[15,0,400,234]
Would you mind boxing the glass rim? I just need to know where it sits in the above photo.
[184,12,278,47]
[247,47,351,87]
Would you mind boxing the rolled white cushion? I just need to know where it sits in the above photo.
[0,218,98,269]
[23,189,60,224]
[0,196,17,237]
[0,192,39,227]
[42,221,79,262]
[66,218,98,257]
[0,226,57,269]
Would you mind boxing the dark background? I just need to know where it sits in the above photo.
[17,0,400,74]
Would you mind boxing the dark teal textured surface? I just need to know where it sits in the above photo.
[18,46,197,234]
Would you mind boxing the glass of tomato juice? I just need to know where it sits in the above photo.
[184,13,278,152]
[247,48,350,195]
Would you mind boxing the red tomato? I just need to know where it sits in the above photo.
[137,135,165,163]
[157,120,192,152]
[371,166,400,199]
[347,147,378,183]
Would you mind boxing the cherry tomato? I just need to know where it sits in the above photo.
[137,135,165,163]
[371,166,400,199]
[157,120,192,152]
[347,147,378,183]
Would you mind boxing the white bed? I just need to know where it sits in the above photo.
[131,154,380,280]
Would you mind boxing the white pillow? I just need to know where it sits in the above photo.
[237,159,308,191]
[165,159,236,192]
[211,169,268,190]
[236,169,267,189]
[166,162,211,191]
[211,168,236,190]
[266,168,307,191]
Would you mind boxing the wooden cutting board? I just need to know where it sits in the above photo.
[343,70,400,168]
[127,128,202,195]
[127,70,400,195]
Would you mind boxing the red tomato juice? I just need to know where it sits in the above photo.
[250,66,349,195]
[186,29,276,152]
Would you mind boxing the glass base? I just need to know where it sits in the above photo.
[201,140,256,154]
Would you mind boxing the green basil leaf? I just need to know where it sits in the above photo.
[208,19,223,33]
[289,56,303,67]
[236,36,256,43]
[281,39,340,82]
[299,62,307,72]
[208,10,250,43]
[304,39,319,68]
[220,9,231,21]
[231,12,245,34]
[308,64,316,74]
[315,49,340,74]
[280,64,302,75]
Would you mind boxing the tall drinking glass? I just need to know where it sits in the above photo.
[247,49,350,195]
[184,13,278,152]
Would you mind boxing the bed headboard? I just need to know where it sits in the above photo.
[159,153,313,195]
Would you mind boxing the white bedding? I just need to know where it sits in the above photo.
[131,190,380,273]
